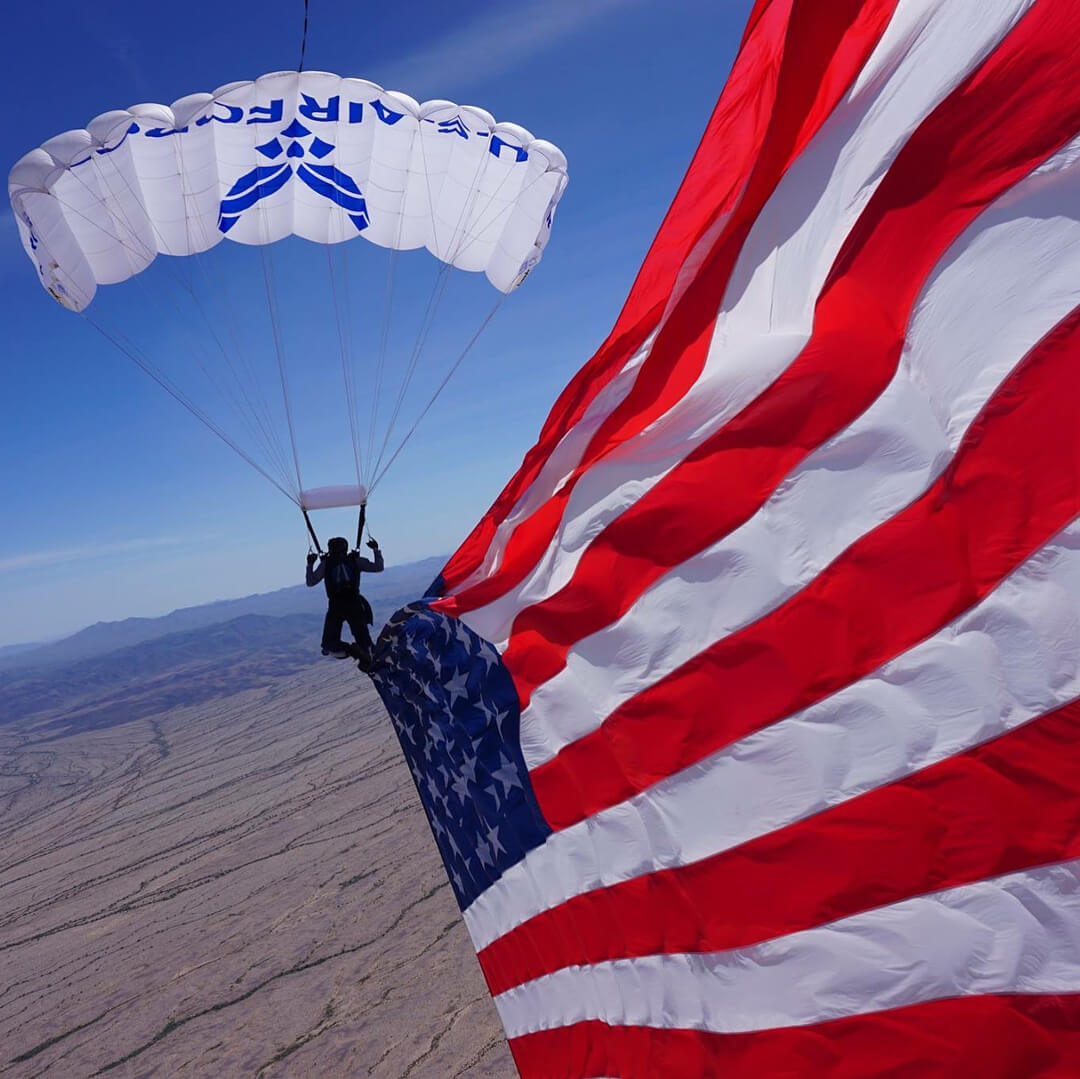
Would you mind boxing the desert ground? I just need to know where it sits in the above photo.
[0,652,515,1077]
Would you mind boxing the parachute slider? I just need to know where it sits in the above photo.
[299,484,368,510]
[298,484,370,557]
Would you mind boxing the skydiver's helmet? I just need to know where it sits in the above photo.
[327,537,349,558]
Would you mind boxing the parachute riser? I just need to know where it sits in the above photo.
[302,508,323,554]
[300,501,366,554]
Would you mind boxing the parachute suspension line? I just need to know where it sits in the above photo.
[371,124,473,477]
[370,126,495,482]
[49,185,153,270]
[252,186,305,498]
[369,293,506,494]
[367,121,418,478]
[375,166,564,481]
[370,261,454,479]
[261,244,304,495]
[370,125,458,467]
[367,246,399,473]
[298,0,310,72]
[243,99,308,500]
[439,154,550,269]
[71,153,297,494]
[325,242,364,486]
[78,231,297,504]
[184,254,297,495]
[176,265,296,496]
[337,240,363,485]
[172,135,297,490]
[80,312,299,504]
[369,166,563,479]
[445,133,497,266]
[51,179,298,498]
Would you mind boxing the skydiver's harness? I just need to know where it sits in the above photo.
[308,503,374,625]
[324,555,360,599]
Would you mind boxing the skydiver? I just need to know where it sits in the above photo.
[306,534,384,672]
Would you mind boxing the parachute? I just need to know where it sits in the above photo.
[9,71,568,520]
[369,1,1080,1077]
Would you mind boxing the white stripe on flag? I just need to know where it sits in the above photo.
[494,859,1080,1038]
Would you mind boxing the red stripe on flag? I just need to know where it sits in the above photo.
[531,288,1080,829]
[500,0,1080,711]
[742,0,782,48]
[437,0,899,606]
[480,697,1080,996]
[508,995,1080,1079]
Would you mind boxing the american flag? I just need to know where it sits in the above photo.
[370,0,1080,1074]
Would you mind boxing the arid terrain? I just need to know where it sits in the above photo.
[0,611,515,1077]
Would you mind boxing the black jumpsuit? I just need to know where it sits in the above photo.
[306,546,384,656]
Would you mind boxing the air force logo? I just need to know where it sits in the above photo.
[217,119,369,234]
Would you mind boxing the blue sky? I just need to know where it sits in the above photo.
[0,0,752,647]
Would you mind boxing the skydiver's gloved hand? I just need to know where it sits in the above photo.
[366,537,379,551]
[306,552,318,567]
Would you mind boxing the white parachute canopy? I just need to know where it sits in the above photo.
[10,71,568,310]
[7,71,568,507]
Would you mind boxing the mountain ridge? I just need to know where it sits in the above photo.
[0,613,325,734]
[1,555,445,673]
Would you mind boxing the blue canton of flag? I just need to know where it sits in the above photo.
[370,604,550,910]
